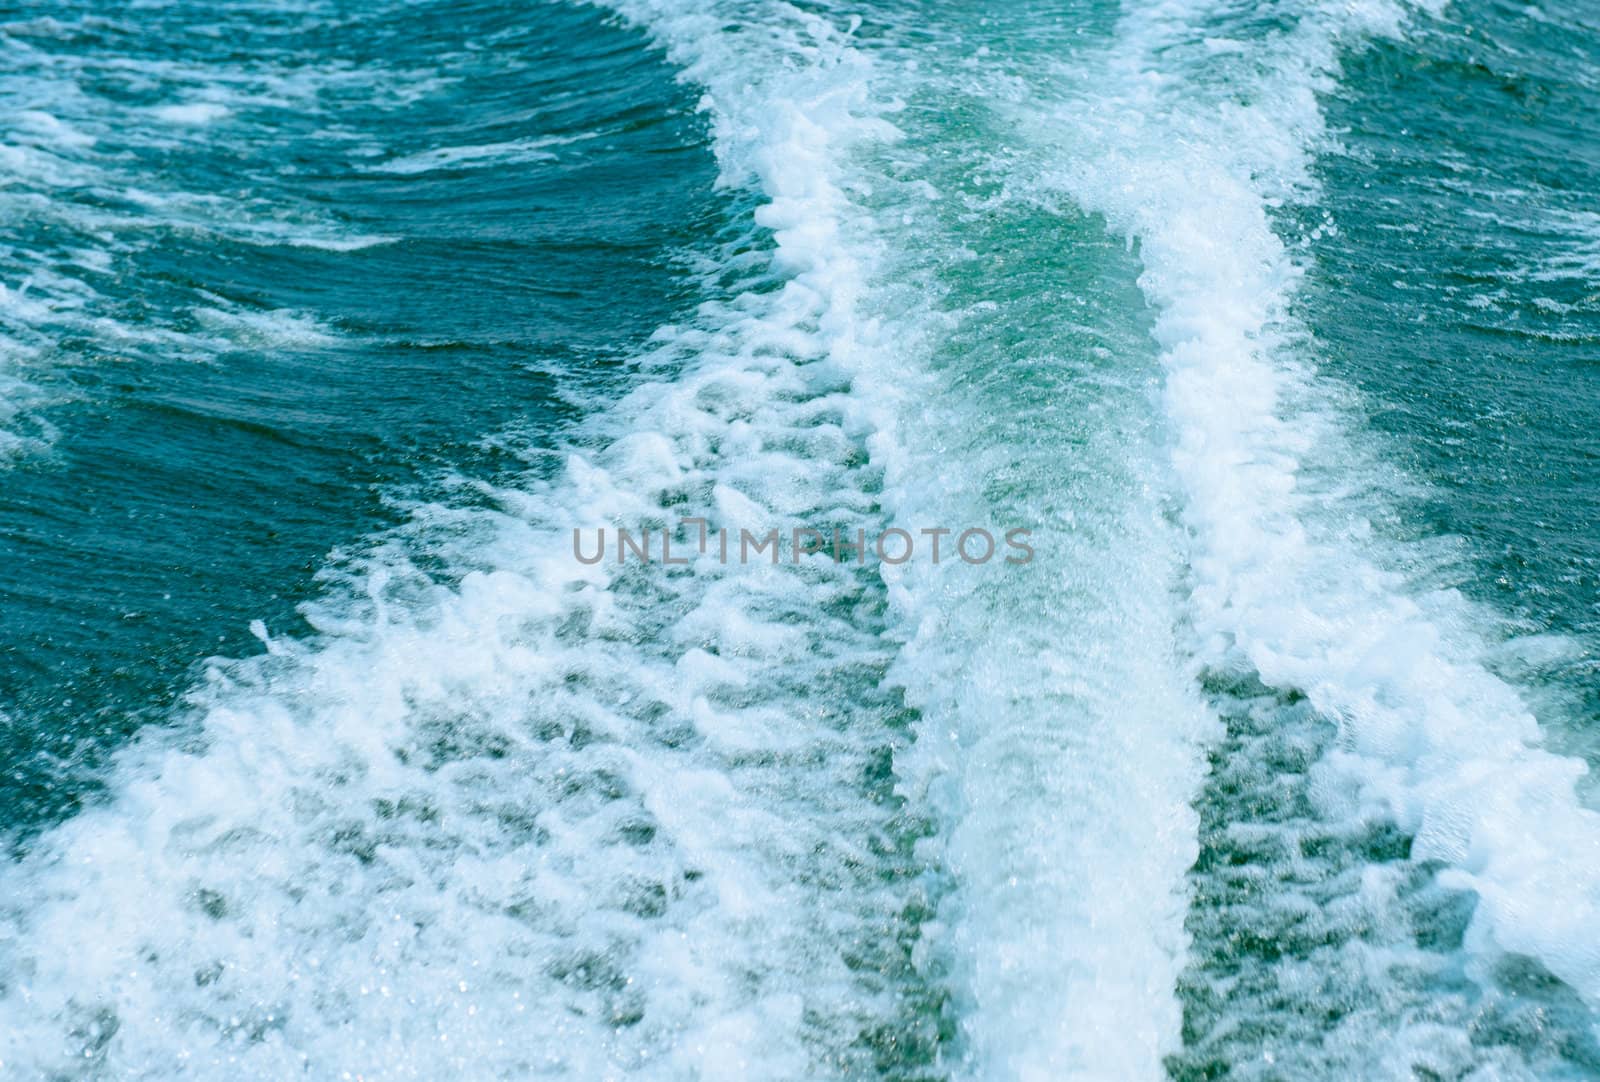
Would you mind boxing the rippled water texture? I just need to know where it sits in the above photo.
[1,0,1597,1078]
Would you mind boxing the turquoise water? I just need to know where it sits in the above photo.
[0,0,717,831]
[1,0,1597,1078]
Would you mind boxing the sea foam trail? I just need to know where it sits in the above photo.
[591,4,1221,1076]
[870,267,1215,1081]
[620,1,1222,1072]
[0,4,932,1077]
[0,1,1231,1076]
[834,38,1219,1078]
[1017,0,1600,1049]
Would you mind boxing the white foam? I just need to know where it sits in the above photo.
[18,0,1586,1075]
[193,303,339,347]
[1022,0,1600,1009]
[0,3,1248,1075]
[0,3,929,1077]
[12,109,96,149]
[833,46,1221,1082]
[0,280,58,462]
[371,133,600,175]
[1530,208,1600,283]
[0,1,1234,1074]
[151,101,233,125]
[877,368,1216,1081]
[608,9,1223,1073]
